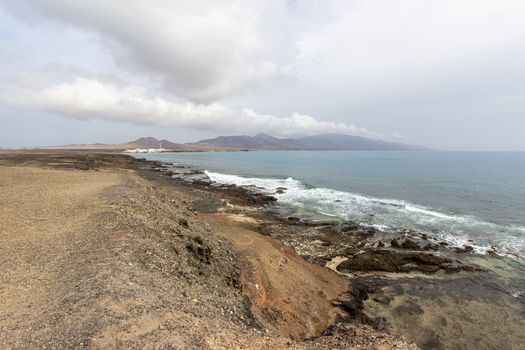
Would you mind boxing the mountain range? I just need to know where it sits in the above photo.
[38,134,422,151]
[191,133,422,151]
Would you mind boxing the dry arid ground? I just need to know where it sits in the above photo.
[0,153,417,349]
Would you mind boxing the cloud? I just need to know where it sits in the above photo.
[12,0,290,103]
[291,0,525,101]
[2,76,374,137]
[2,1,525,149]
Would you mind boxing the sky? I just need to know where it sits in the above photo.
[0,0,524,150]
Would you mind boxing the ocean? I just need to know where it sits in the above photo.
[136,150,525,261]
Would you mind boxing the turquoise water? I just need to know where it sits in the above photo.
[136,151,525,260]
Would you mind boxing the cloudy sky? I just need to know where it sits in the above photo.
[1,0,524,150]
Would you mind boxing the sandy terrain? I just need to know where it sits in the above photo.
[204,213,349,339]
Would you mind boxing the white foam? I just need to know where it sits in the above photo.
[204,170,525,260]
[204,170,304,191]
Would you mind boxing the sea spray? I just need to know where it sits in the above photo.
[204,170,525,260]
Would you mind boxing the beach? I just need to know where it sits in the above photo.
[0,152,416,349]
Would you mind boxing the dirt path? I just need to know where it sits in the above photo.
[0,166,125,348]
[0,165,260,349]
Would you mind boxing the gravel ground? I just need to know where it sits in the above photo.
[0,153,417,349]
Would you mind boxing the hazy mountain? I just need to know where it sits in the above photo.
[36,134,422,151]
[128,137,180,149]
[38,137,180,150]
[193,133,422,150]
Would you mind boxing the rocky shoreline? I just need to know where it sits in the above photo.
[138,159,482,273]
[0,152,418,349]
[1,152,523,349]
[136,156,525,350]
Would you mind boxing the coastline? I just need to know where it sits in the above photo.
[0,152,416,349]
[1,151,523,349]
[136,153,525,349]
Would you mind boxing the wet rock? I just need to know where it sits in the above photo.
[423,243,439,251]
[193,180,212,186]
[401,239,421,250]
[454,245,474,254]
[341,301,358,315]
[487,247,499,256]
[335,221,367,234]
[275,187,287,194]
[338,249,474,274]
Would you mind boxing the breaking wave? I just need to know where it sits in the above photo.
[204,170,525,260]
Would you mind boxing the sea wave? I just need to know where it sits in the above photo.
[204,170,525,260]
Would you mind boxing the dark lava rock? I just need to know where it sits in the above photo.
[186,242,212,265]
[337,250,473,274]
[193,180,213,186]
[401,239,421,250]
[341,301,358,315]
[454,245,474,254]
[372,295,393,306]
[390,239,400,248]
[255,194,278,204]
[423,243,439,251]
[377,241,385,248]
[335,221,365,234]
[73,158,97,170]
[275,187,287,194]
[179,218,189,228]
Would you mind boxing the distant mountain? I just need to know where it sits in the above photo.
[36,134,422,151]
[128,137,180,149]
[192,133,286,149]
[192,133,422,151]
[39,136,181,150]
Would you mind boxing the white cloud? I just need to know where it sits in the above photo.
[3,77,373,137]
[291,0,525,100]
[13,0,290,103]
[2,0,525,149]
